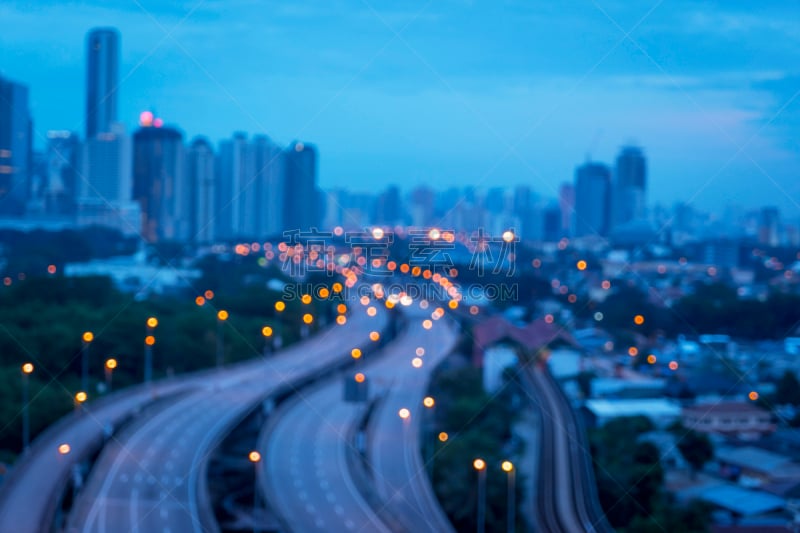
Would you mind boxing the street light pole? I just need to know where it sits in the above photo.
[248,450,261,533]
[81,331,93,393]
[217,310,228,368]
[74,391,87,413]
[423,396,435,476]
[474,458,487,533]
[105,358,117,393]
[21,363,33,452]
[502,461,515,533]
[145,318,158,384]
[261,326,273,358]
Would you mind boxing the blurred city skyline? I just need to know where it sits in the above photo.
[1,0,799,212]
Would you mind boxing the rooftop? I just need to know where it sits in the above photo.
[716,446,800,478]
[473,316,580,355]
[584,398,683,419]
[683,402,768,416]
[699,485,785,516]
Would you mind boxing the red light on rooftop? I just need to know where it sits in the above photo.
[139,111,154,127]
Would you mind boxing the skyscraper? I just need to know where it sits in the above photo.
[283,141,318,231]
[542,202,562,242]
[484,187,506,214]
[252,135,284,237]
[132,116,186,242]
[44,131,81,215]
[512,186,534,240]
[558,183,574,236]
[0,75,32,215]
[574,161,611,237]
[186,137,215,243]
[375,185,402,226]
[409,186,435,228]
[82,122,130,204]
[758,206,780,247]
[612,145,647,228]
[85,28,119,139]
[216,133,254,238]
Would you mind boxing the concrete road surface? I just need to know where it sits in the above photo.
[260,304,456,533]
[66,306,388,533]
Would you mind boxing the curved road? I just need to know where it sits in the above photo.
[523,363,612,533]
[260,306,456,533]
[0,354,253,533]
[65,305,388,533]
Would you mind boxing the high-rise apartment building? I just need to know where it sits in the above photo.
[82,122,130,204]
[85,28,119,139]
[252,135,284,237]
[613,145,647,228]
[375,185,402,226]
[558,183,574,236]
[0,75,32,215]
[283,141,318,231]
[216,133,253,238]
[574,161,611,237]
[132,117,186,242]
[44,131,81,214]
[186,137,215,243]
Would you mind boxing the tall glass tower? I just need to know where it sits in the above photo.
[574,161,611,238]
[85,28,119,139]
[613,146,647,228]
[0,75,32,215]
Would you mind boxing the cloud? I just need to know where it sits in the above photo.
[2,0,799,212]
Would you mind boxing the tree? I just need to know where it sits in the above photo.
[676,430,713,478]
[631,442,664,514]
[776,370,800,406]
[628,499,712,533]
[576,371,595,399]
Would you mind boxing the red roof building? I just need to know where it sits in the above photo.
[471,316,580,367]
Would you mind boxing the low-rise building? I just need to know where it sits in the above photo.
[715,446,800,486]
[683,402,775,440]
[582,398,682,428]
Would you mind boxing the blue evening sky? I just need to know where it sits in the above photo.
[1,0,799,214]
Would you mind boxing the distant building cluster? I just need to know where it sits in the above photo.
[324,156,798,250]
[0,28,319,242]
[1,29,797,250]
